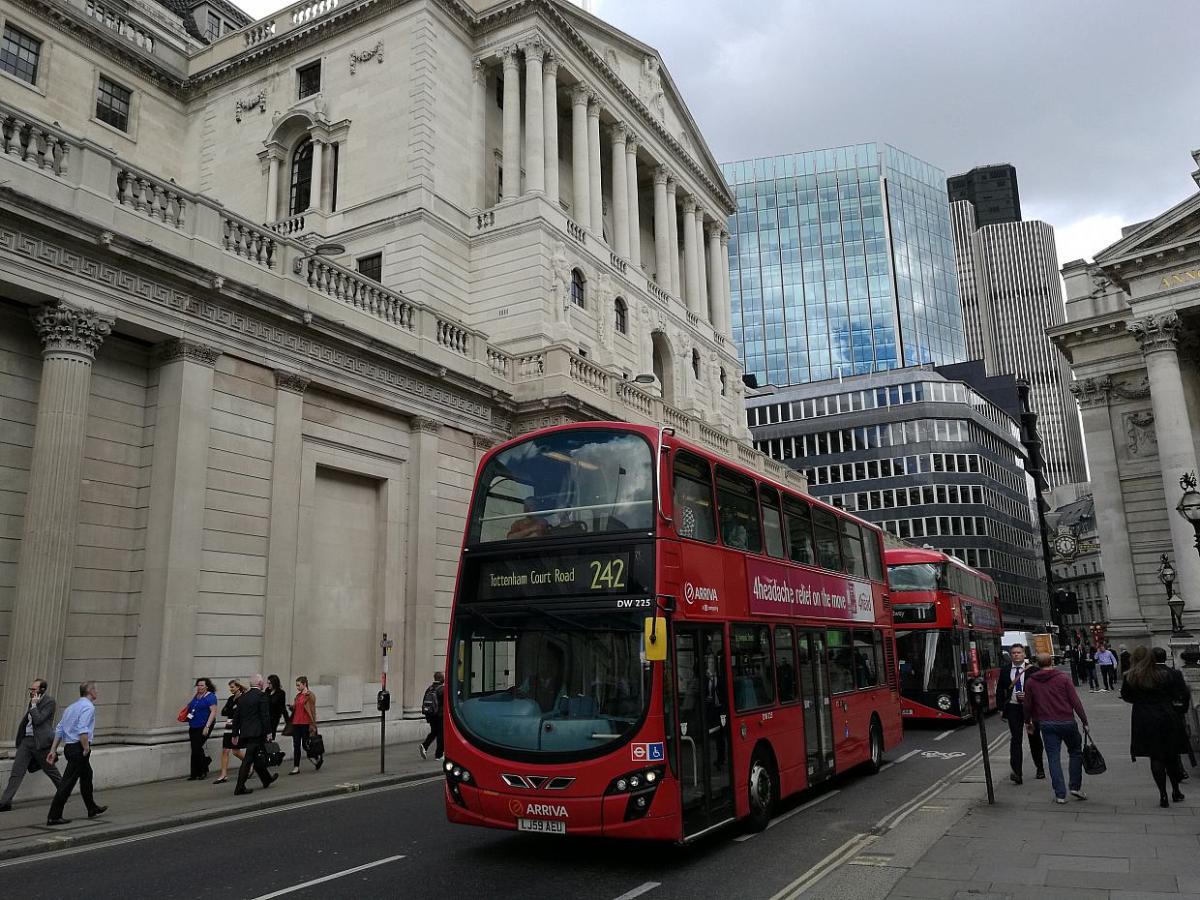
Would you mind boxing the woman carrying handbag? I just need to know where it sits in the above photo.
[1121,646,1191,806]
[288,676,324,774]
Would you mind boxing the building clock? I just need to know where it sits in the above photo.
[1053,533,1079,560]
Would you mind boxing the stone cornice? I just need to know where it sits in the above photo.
[30,300,113,359]
[472,434,495,450]
[1128,311,1182,356]
[412,416,442,432]
[274,369,310,393]
[156,338,222,367]
[1068,375,1111,410]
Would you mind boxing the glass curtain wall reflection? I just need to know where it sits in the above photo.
[721,143,966,388]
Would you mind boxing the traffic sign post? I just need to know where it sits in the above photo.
[968,677,994,804]
[378,633,394,774]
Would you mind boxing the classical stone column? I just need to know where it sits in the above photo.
[1068,377,1146,637]
[263,371,309,682]
[666,178,681,296]
[542,53,559,206]
[610,123,629,258]
[1129,311,1200,607]
[2,302,112,727]
[471,57,488,210]
[265,157,280,223]
[625,133,642,269]
[500,46,521,199]
[682,199,700,315]
[128,339,222,733]
[697,212,712,321]
[653,166,671,287]
[708,224,723,326]
[403,418,440,715]
[570,85,590,226]
[309,138,324,212]
[586,95,603,237]
[719,230,733,336]
[522,42,545,195]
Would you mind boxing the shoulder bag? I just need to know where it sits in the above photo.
[1082,731,1106,775]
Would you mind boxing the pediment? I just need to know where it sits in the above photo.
[1096,190,1200,264]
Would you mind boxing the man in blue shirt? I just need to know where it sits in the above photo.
[45,681,107,826]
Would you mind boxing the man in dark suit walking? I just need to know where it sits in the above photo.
[232,674,277,796]
[0,678,62,811]
[997,643,1045,784]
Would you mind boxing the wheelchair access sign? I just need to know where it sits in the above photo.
[631,742,665,762]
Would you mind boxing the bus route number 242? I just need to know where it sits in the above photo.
[590,558,626,590]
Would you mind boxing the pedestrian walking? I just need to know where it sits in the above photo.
[0,678,62,811]
[997,643,1045,784]
[212,680,246,784]
[265,674,287,740]
[1121,646,1191,807]
[1065,645,1080,686]
[231,674,277,796]
[1096,644,1118,692]
[287,676,323,774]
[419,672,445,760]
[1023,652,1090,804]
[1082,645,1100,692]
[45,681,107,826]
[183,678,218,780]
[1155,647,1197,773]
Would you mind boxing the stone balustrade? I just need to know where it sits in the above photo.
[116,166,188,229]
[1,112,71,177]
[437,318,471,355]
[646,279,671,307]
[85,0,156,53]
[487,347,512,378]
[566,218,587,243]
[295,256,416,330]
[222,215,277,269]
[568,351,609,393]
[616,380,654,417]
[270,214,306,236]
[291,0,339,25]
[609,251,628,275]
[514,352,546,381]
[243,20,277,46]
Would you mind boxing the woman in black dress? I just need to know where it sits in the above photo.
[265,674,288,739]
[212,680,246,785]
[1121,646,1192,806]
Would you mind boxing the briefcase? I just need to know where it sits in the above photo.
[263,740,285,768]
[1082,733,1106,775]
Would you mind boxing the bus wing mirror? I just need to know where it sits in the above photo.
[644,616,668,661]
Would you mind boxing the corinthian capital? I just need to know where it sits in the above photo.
[1128,311,1182,355]
[1068,375,1112,409]
[571,83,591,106]
[608,121,627,144]
[521,40,546,64]
[499,45,521,70]
[30,301,113,360]
[654,166,669,186]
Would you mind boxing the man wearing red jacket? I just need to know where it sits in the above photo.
[1023,653,1090,804]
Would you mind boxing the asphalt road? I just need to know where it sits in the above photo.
[0,719,1005,899]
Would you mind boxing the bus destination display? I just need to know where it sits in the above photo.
[472,551,640,601]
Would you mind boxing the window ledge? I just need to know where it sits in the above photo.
[89,115,136,144]
[0,68,44,96]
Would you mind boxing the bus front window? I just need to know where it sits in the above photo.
[452,608,650,756]
[887,563,945,592]
[895,630,959,693]
[469,430,654,544]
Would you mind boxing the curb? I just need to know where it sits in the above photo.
[0,769,438,862]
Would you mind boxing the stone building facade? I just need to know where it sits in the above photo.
[0,0,784,779]
[1049,149,1200,644]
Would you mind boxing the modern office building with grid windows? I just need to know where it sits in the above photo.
[721,143,967,388]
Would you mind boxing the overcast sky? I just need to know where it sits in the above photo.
[239,0,1197,264]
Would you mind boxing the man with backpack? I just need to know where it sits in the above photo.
[419,672,445,760]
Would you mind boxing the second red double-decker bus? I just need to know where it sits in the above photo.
[441,422,903,842]
[887,546,1004,721]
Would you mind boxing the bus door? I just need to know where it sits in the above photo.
[797,629,835,784]
[673,625,734,837]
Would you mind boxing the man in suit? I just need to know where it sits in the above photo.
[997,643,1045,784]
[0,678,63,811]
[232,674,277,796]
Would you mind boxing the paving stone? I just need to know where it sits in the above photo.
[890,875,966,899]
[1037,854,1130,873]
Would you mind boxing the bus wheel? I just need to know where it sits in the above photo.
[866,720,884,774]
[746,752,776,832]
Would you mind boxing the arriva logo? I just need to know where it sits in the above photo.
[525,803,569,818]
[683,582,719,605]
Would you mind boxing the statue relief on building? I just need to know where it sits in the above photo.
[1124,410,1158,458]
[638,56,666,122]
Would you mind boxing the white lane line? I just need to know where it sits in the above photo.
[933,729,956,742]
[877,762,894,772]
[612,882,661,900]
[895,748,924,764]
[733,789,842,841]
[767,832,874,900]
[248,855,405,900]
[0,776,443,869]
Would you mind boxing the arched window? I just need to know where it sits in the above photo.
[289,137,314,215]
[692,348,701,379]
[614,297,627,334]
[571,268,586,308]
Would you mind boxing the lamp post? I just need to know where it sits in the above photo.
[1177,472,1200,554]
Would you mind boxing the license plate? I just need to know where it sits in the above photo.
[518,818,566,834]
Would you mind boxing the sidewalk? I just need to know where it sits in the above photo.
[833,678,1200,899]
[0,741,443,860]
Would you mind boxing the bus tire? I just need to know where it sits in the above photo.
[866,719,884,774]
[745,750,777,833]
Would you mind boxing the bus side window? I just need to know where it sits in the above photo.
[760,486,786,559]
[731,624,775,710]
[812,507,844,572]
[840,519,867,577]
[864,530,884,583]
[783,496,815,566]
[672,452,716,543]
[853,629,878,688]
[774,626,798,703]
[872,629,887,687]
[826,628,855,694]
[715,467,762,554]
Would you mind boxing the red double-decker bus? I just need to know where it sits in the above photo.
[887,547,1004,722]
[441,422,903,841]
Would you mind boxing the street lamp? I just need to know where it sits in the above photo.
[1178,472,1200,555]
[1160,553,1185,634]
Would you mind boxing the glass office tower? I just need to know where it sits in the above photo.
[722,144,967,388]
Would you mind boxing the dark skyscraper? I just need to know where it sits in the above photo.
[947,164,1022,227]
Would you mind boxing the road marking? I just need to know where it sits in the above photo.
[877,762,894,772]
[767,832,874,900]
[612,883,660,900]
[920,750,966,760]
[248,855,405,900]
[894,748,924,763]
[733,790,841,841]
[933,729,956,741]
[0,776,443,869]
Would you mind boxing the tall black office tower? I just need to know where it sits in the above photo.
[947,164,1021,227]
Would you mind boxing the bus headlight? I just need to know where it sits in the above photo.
[604,767,666,822]
[443,759,473,807]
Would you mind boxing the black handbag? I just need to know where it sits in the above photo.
[1082,732,1106,775]
[306,733,325,759]
[263,740,285,768]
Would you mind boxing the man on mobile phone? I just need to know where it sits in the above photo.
[46,681,107,825]
[0,678,62,811]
